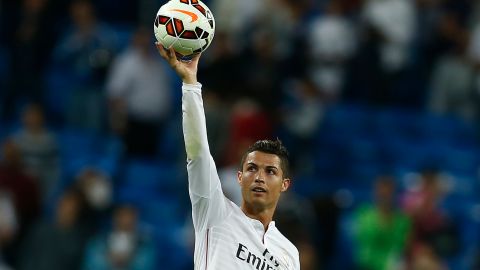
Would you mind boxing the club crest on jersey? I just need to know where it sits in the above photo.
[236,243,280,270]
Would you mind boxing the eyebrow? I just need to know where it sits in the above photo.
[246,162,279,170]
[265,166,278,171]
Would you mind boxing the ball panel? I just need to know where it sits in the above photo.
[158,15,170,25]
[173,18,184,35]
[193,4,206,17]
[174,40,195,56]
[166,20,176,36]
[159,34,178,49]
[180,30,197,39]
[154,26,168,41]
[194,27,203,38]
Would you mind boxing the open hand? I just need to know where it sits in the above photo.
[155,42,200,84]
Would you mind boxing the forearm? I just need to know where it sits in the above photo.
[182,82,209,160]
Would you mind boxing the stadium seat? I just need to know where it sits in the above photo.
[321,104,373,140]
[44,67,75,118]
[121,159,184,196]
[56,129,98,157]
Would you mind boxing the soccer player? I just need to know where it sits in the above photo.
[156,44,300,270]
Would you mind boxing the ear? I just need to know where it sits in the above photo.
[281,178,291,192]
[237,171,243,186]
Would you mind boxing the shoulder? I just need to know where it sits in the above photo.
[271,226,299,257]
[270,227,300,269]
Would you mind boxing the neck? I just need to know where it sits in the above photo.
[241,203,276,231]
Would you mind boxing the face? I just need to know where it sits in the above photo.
[56,193,81,226]
[2,141,21,166]
[71,1,94,27]
[114,207,137,233]
[23,106,44,131]
[374,178,395,206]
[237,151,290,211]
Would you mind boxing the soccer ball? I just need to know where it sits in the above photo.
[154,0,215,59]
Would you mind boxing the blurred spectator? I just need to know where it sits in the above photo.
[362,0,416,73]
[428,11,476,121]
[410,242,448,270]
[0,191,17,270]
[221,98,273,167]
[0,139,40,267]
[281,78,323,174]
[76,168,112,213]
[82,205,156,270]
[0,192,17,245]
[203,90,230,161]
[307,0,356,97]
[75,167,112,233]
[51,0,117,131]
[239,28,284,111]
[210,0,266,43]
[19,189,88,270]
[275,192,319,269]
[297,240,319,270]
[348,0,417,106]
[1,0,58,120]
[274,0,316,80]
[402,168,459,264]
[106,26,172,159]
[200,32,246,101]
[12,104,59,201]
[311,195,341,269]
[353,176,411,270]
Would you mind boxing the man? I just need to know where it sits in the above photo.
[156,44,300,269]
[354,176,411,270]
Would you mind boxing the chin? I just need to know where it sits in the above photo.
[249,197,269,207]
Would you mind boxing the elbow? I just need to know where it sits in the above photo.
[185,139,209,160]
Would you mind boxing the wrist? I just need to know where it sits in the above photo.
[182,75,197,85]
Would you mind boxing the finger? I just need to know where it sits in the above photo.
[155,42,169,59]
[168,47,177,60]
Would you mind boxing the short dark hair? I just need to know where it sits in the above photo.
[240,139,290,179]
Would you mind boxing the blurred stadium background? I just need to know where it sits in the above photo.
[1,0,480,269]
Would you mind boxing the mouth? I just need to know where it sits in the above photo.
[251,187,267,194]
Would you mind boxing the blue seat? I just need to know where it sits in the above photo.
[56,129,98,158]
[420,113,477,143]
[122,159,182,195]
[440,147,479,175]
[44,67,76,117]
[321,104,373,139]
[373,108,421,139]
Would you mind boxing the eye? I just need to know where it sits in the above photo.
[247,165,256,172]
[267,169,276,175]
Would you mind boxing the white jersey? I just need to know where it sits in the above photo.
[182,83,300,270]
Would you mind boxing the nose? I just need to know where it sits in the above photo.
[255,171,265,183]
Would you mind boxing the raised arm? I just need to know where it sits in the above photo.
[156,44,230,231]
